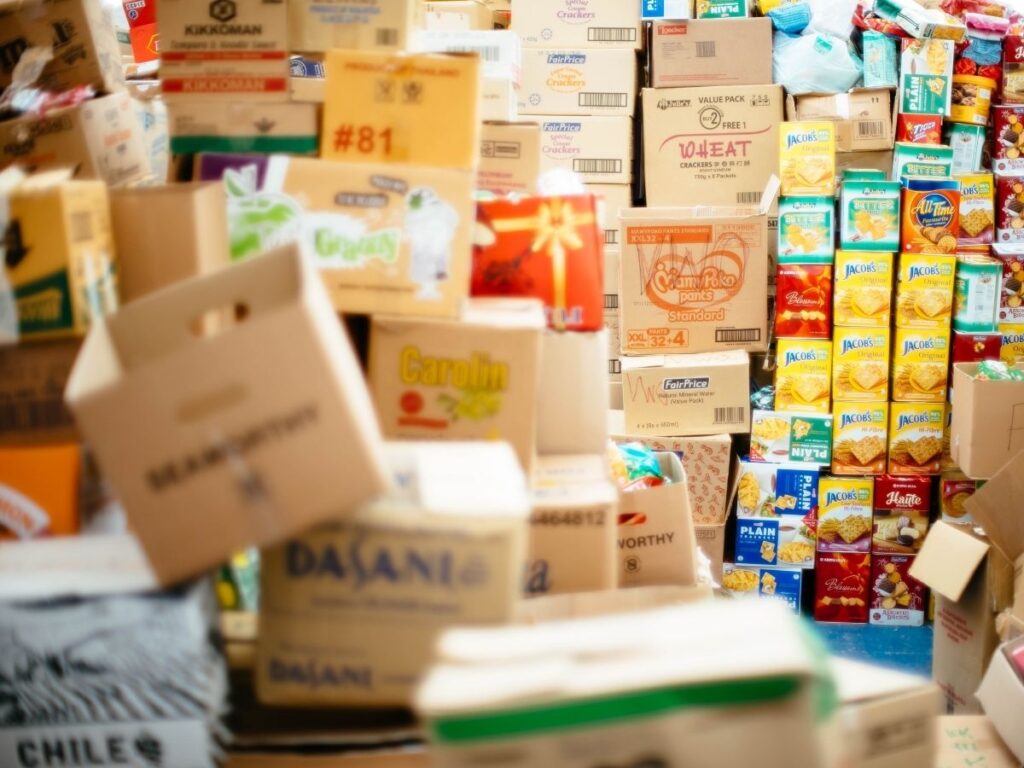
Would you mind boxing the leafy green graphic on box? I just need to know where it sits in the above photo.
[224,165,301,261]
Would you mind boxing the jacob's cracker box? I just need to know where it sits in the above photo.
[832,327,890,402]
[777,197,834,264]
[833,251,894,328]
[892,327,950,402]
[956,173,996,247]
[774,339,832,413]
[999,323,1024,365]
[839,180,900,253]
[895,253,956,328]
[901,177,960,255]
[832,401,889,476]
[817,476,873,554]
[779,122,836,198]
[888,402,945,476]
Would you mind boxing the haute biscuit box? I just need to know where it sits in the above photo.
[735,461,818,570]
[774,338,832,414]
[321,50,481,170]
[289,0,418,52]
[648,18,772,89]
[832,327,890,403]
[618,180,776,356]
[721,564,803,615]
[872,475,931,555]
[750,410,832,466]
[951,362,1024,479]
[895,253,956,329]
[892,327,950,403]
[157,0,289,101]
[818,476,874,554]
[512,0,642,48]
[642,85,784,207]
[478,122,541,196]
[368,299,544,474]
[620,351,750,437]
[65,243,390,586]
[0,444,80,539]
[0,339,80,445]
[518,48,637,117]
[540,116,633,185]
[257,442,529,707]
[912,450,1024,713]
[833,251,894,328]
[832,401,889,476]
[527,455,617,596]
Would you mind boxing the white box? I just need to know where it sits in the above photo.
[519,48,637,117]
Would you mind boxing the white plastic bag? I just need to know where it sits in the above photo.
[773,32,863,95]
[806,0,859,39]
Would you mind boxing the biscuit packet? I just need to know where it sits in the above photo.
[955,172,995,246]
[817,476,873,554]
[777,196,834,264]
[892,327,950,402]
[895,252,956,328]
[888,401,945,476]
[832,326,891,402]
[779,122,836,197]
[734,461,819,570]
[831,401,888,476]
[901,177,961,255]
[840,180,900,252]
[774,338,832,413]
[833,251,894,327]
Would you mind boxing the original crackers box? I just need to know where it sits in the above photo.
[833,251,894,328]
[831,326,891,403]
[892,327,951,402]
[774,338,832,413]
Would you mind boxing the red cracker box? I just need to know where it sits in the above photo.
[872,475,931,555]
[472,195,603,331]
[869,554,927,627]
[774,264,833,339]
[951,330,1002,363]
[814,551,871,624]
[897,114,943,145]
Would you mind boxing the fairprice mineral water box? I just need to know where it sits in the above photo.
[257,442,530,706]
[734,461,819,569]
[289,0,417,53]
[539,116,633,184]
[512,0,642,48]
[519,48,637,117]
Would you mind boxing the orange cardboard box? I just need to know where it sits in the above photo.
[0,444,80,540]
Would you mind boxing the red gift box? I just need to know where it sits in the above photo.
[872,475,931,555]
[897,114,943,145]
[952,330,1003,362]
[814,552,870,624]
[994,247,1024,323]
[472,195,603,331]
[996,175,1024,244]
[992,106,1024,175]
[774,264,832,339]
[869,554,927,627]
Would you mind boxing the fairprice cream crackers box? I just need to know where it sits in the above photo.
[519,48,637,117]
[540,117,633,184]
[513,0,642,48]
[257,441,529,706]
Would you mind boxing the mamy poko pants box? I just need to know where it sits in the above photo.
[734,461,818,570]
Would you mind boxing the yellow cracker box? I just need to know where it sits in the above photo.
[999,322,1024,366]
[888,401,945,476]
[779,122,836,197]
[775,338,832,413]
[892,327,950,402]
[833,251,894,327]
[817,476,874,553]
[831,401,889,476]
[895,253,956,328]
[832,326,890,402]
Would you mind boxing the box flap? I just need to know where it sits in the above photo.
[909,521,990,601]
[620,355,667,372]
[964,450,1024,564]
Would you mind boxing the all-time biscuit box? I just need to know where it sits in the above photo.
[814,552,871,624]
[892,327,951,402]
[833,251,894,328]
[774,338,832,413]
[734,461,818,570]
[832,401,889,476]
[895,253,956,329]
[839,180,901,253]
[956,173,996,247]
[779,122,836,197]
[777,197,834,265]
[750,410,832,466]
[832,326,891,402]
[888,402,945,476]
[721,564,803,615]
[817,476,874,554]
[873,475,931,555]
[901,177,961,255]
[774,263,832,339]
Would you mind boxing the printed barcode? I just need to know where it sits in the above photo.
[579,92,628,108]
[0,400,71,432]
[573,159,622,174]
[449,45,502,62]
[69,211,93,243]
[716,328,761,342]
[588,27,637,42]
[609,360,621,375]
[857,120,885,138]
[604,293,618,309]
[714,407,745,424]
[696,41,717,58]
[604,228,618,245]
[376,28,399,46]
[736,191,761,204]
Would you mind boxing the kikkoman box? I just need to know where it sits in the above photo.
[512,0,642,48]
[289,0,418,53]
[369,299,544,474]
[618,179,777,356]
[65,242,390,586]
[258,441,530,707]
[519,48,637,118]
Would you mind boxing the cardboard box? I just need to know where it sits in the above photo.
[110,183,230,303]
[5,172,117,341]
[950,363,1024,479]
[786,90,895,153]
[257,442,529,706]
[603,246,620,381]
[649,18,771,90]
[607,411,732,525]
[540,116,633,185]
[537,330,609,456]
[168,100,319,155]
[722,563,803,614]
[735,461,819,569]
[512,0,641,48]
[618,183,775,356]
[695,522,725,581]
[411,29,523,85]
[158,0,289,101]
[518,48,636,118]
[0,339,79,445]
[642,84,784,207]
[368,300,544,473]
[589,183,632,249]
[527,454,617,595]
[481,76,518,122]
[289,0,417,53]
[0,0,124,93]
[620,351,750,437]
[0,443,79,539]
[65,242,390,586]
[321,50,481,170]
[977,638,1024,764]
[478,122,540,195]
[128,80,170,184]
[257,155,474,318]
[935,715,1021,767]
[836,150,896,179]
[515,584,713,624]
[0,92,149,187]
[424,0,494,30]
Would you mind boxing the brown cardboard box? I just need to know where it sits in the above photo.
[0,92,149,187]
[643,84,783,207]
[977,640,1024,764]
[527,454,617,596]
[257,441,529,706]
[512,0,641,48]
[835,150,895,179]
[168,100,319,156]
[478,122,540,195]
[950,364,1024,479]
[289,0,417,53]
[695,523,726,581]
[110,183,230,303]
[65,242,390,586]
[515,584,713,623]
[227,753,428,768]
[786,90,896,153]
[618,180,776,355]
[481,76,518,122]
[0,339,79,445]
[537,330,609,456]
[0,0,124,93]
[911,451,1024,713]
[540,116,633,185]
[935,716,1021,768]
[603,246,621,382]
[589,183,631,250]
[649,18,772,90]
[618,451,699,588]
[368,299,544,473]
[424,0,494,30]
[519,48,637,117]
